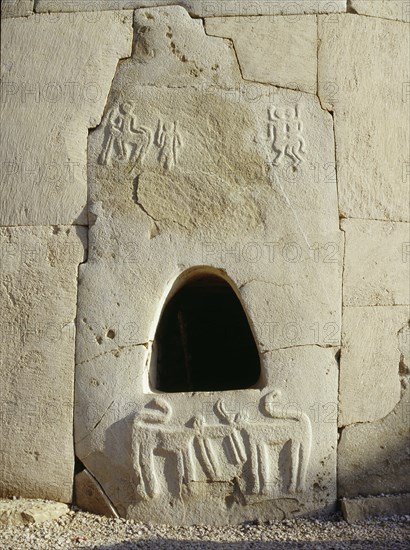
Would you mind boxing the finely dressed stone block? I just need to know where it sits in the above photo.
[318,14,410,222]
[0,11,133,225]
[341,219,410,307]
[339,306,410,426]
[0,226,87,502]
[341,494,410,523]
[338,385,410,498]
[205,15,317,94]
[350,0,410,22]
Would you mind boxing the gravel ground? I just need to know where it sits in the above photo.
[0,509,409,550]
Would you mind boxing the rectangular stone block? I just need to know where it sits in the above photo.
[205,15,317,94]
[342,219,410,307]
[0,11,133,225]
[351,0,410,22]
[318,14,410,222]
[339,306,409,426]
[341,494,410,523]
[0,226,87,502]
[338,384,410,497]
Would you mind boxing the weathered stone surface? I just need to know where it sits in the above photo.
[205,15,317,94]
[318,14,410,222]
[341,494,410,523]
[1,0,33,17]
[341,219,410,307]
[0,226,87,502]
[35,0,347,16]
[0,499,69,526]
[339,306,410,426]
[75,6,341,523]
[0,11,132,225]
[350,0,410,22]
[75,470,118,517]
[338,384,410,498]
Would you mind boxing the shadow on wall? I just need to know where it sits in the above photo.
[80,541,388,550]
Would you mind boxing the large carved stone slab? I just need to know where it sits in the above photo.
[76,6,341,523]
[205,15,317,94]
[350,0,410,22]
[318,14,410,222]
[342,219,410,307]
[35,0,347,16]
[339,306,410,426]
[0,226,87,502]
[0,12,132,225]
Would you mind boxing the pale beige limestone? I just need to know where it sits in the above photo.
[35,0,347,16]
[75,470,118,517]
[119,6,242,88]
[341,494,410,523]
[1,0,33,17]
[205,15,317,94]
[318,14,410,222]
[0,226,87,502]
[75,6,341,523]
[350,0,410,22]
[339,306,410,426]
[338,385,410,498]
[0,499,69,526]
[341,219,410,307]
[0,11,133,226]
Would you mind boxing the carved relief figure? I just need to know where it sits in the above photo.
[132,398,195,499]
[99,102,152,166]
[154,120,182,170]
[268,105,306,168]
[261,390,312,493]
[131,392,312,502]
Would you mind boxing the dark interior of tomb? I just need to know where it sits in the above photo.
[152,274,261,392]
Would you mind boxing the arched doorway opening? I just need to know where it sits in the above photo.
[150,269,261,392]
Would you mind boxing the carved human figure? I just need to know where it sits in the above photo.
[154,120,182,170]
[268,105,306,168]
[99,102,151,166]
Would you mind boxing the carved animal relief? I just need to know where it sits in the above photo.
[131,393,312,503]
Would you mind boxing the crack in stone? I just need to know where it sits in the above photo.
[77,466,120,518]
[76,342,150,367]
[92,400,115,432]
[203,24,317,97]
[76,401,116,445]
[239,279,293,290]
[261,343,340,354]
[132,175,190,233]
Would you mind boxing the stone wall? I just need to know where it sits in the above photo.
[1,0,409,522]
